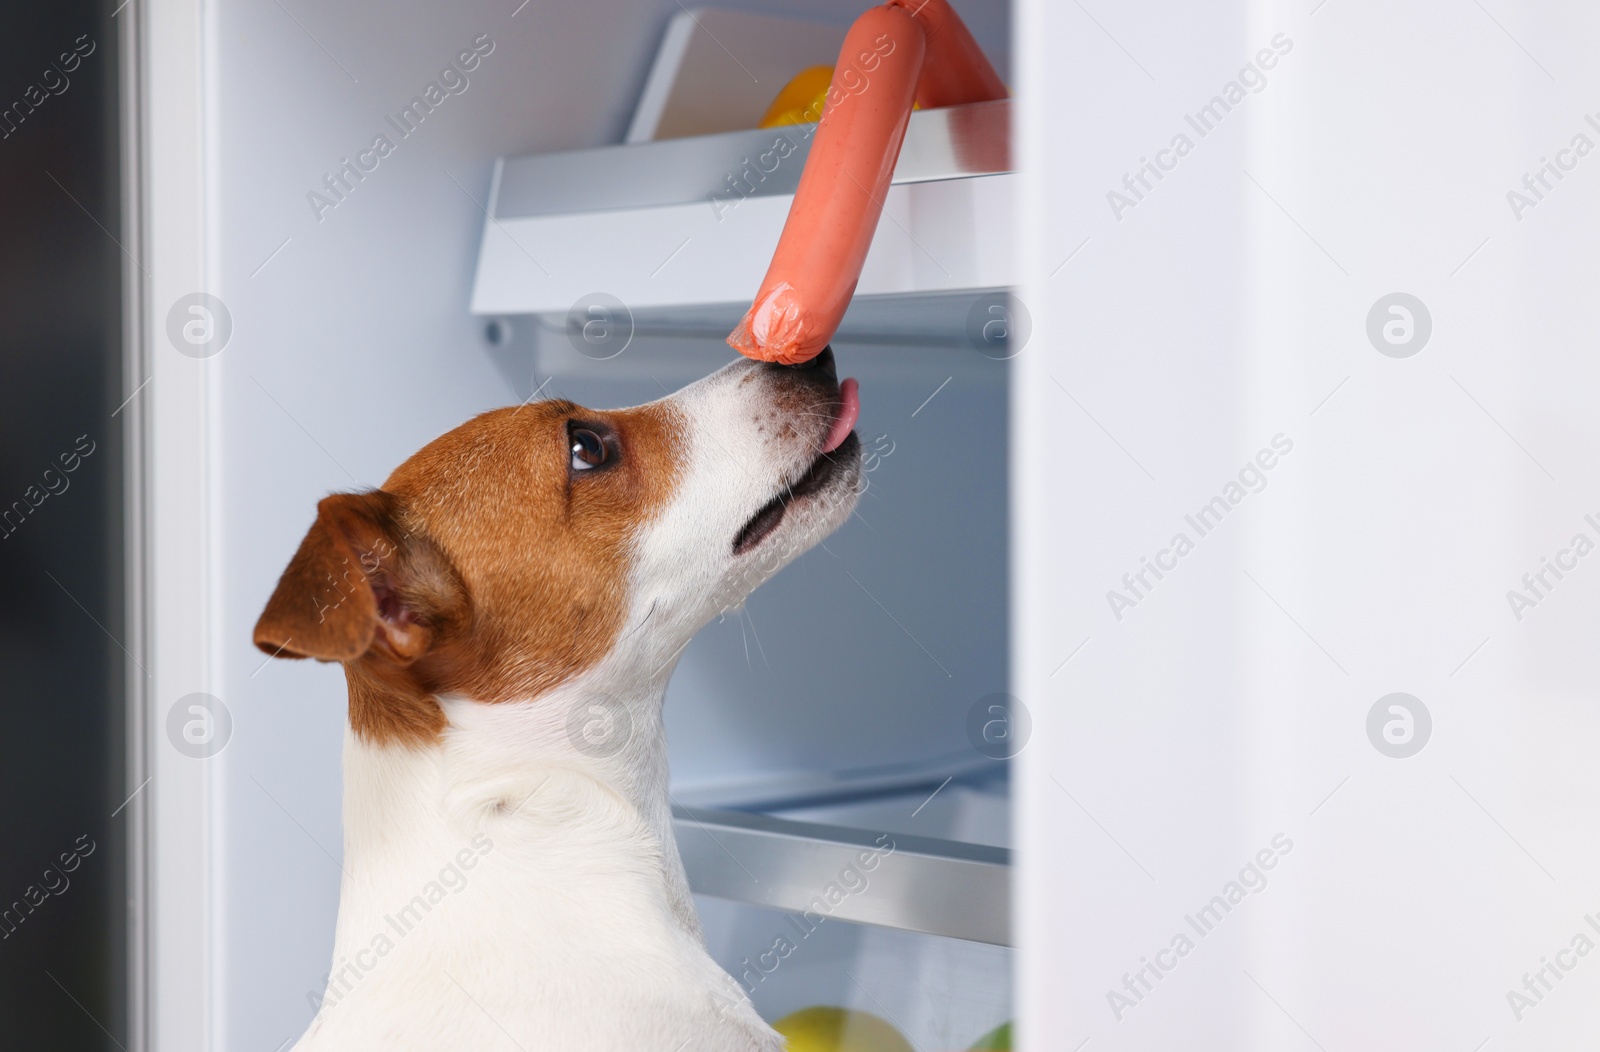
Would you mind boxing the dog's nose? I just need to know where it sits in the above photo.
[772,345,837,382]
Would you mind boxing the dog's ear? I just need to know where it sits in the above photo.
[253,490,463,666]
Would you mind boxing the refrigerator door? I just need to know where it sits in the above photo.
[1016,0,1600,1049]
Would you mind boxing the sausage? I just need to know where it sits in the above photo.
[888,0,1008,108]
[727,5,925,365]
[727,1,1006,365]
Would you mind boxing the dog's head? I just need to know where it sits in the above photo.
[252,350,862,743]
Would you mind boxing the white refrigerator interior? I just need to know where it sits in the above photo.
[184,1,1014,1050]
[1017,0,1600,1049]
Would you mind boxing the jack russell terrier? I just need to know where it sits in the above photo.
[254,349,862,1051]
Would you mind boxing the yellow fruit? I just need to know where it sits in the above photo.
[758,65,835,128]
[772,1006,915,1052]
[968,1020,1012,1050]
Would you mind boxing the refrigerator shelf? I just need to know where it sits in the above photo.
[468,99,1016,317]
[673,806,1011,947]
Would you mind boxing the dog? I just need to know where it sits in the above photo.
[253,348,862,1051]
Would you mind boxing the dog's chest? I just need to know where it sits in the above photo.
[296,731,780,1052]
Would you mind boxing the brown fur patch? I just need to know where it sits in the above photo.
[252,398,684,746]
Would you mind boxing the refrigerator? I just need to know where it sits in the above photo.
[133,1,1016,1050]
[106,0,1600,1049]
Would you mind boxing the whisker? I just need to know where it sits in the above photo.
[743,607,774,675]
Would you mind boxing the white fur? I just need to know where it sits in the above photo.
[292,358,860,1051]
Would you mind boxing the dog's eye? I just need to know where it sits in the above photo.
[570,428,607,471]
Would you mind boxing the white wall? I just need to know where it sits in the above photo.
[1018,0,1600,1048]
[205,1,1009,1048]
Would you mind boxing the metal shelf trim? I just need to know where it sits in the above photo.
[673,806,1011,947]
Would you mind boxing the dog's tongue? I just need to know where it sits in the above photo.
[822,378,860,453]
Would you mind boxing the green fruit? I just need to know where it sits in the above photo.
[772,1006,915,1052]
[968,1020,1013,1050]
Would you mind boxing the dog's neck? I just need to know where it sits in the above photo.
[333,665,701,953]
